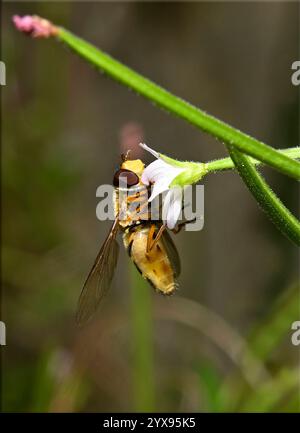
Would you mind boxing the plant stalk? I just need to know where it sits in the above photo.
[227,146,300,245]
[57,28,300,180]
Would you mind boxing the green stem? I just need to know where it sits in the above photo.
[227,146,300,246]
[129,263,155,412]
[249,285,299,360]
[57,28,300,180]
[205,146,300,173]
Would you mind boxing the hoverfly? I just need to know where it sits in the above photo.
[76,155,181,324]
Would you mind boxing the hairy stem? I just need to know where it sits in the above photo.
[205,147,300,174]
[57,28,300,180]
[227,146,300,246]
[13,18,300,244]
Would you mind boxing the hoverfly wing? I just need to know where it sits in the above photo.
[161,230,181,278]
[76,219,119,325]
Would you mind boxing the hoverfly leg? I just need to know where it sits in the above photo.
[172,218,197,234]
[147,224,166,252]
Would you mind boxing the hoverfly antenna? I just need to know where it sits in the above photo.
[121,149,131,162]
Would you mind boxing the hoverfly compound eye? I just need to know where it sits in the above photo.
[113,169,139,187]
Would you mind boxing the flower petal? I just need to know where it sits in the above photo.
[139,143,160,158]
[142,159,184,190]
[141,160,167,184]
[163,188,183,229]
[148,177,170,202]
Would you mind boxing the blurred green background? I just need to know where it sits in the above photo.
[1,1,299,412]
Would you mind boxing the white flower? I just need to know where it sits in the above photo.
[141,158,185,201]
[162,186,183,230]
[140,143,185,229]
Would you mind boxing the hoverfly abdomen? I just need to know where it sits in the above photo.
[123,225,179,295]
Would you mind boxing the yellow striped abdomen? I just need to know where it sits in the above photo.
[123,226,178,295]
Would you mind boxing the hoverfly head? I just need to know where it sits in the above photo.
[113,159,144,187]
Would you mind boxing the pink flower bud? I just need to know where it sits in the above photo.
[12,15,58,38]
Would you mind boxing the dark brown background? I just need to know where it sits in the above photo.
[2,1,299,412]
